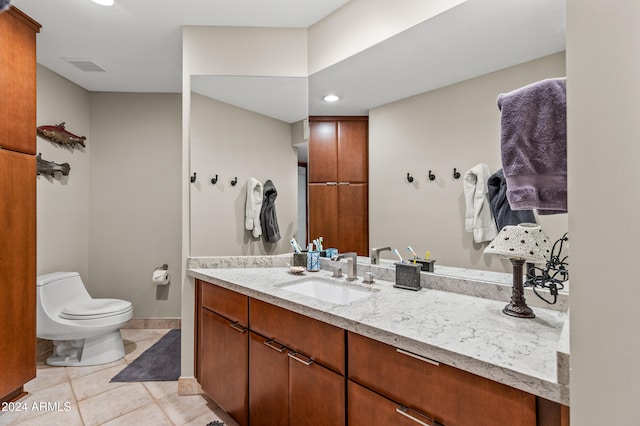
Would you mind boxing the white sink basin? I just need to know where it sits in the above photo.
[278,277,376,305]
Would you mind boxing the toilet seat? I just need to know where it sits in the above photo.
[59,299,133,320]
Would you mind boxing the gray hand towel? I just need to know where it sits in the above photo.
[497,77,567,214]
[260,179,281,243]
[487,169,536,230]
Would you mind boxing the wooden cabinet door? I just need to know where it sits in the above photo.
[348,380,443,426]
[337,120,368,183]
[308,183,339,252]
[199,309,249,426]
[249,332,289,426]
[338,183,368,255]
[0,149,36,401]
[308,121,337,183]
[0,8,40,155]
[289,353,345,426]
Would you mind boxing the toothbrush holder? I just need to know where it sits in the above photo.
[413,258,435,273]
[307,251,320,272]
[292,252,308,267]
[393,262,422,291]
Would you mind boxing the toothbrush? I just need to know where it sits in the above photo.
[318,237,323,252]
[393,248,404,263]
[407,246,418,260]
[425,251,431,261]
[290,238,301,254]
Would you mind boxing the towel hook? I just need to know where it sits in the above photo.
[453,168,461,179]
[230,177,238,186]
[406,173,414,183]
[211,174,218,184]
[428,170,436,181]
[190,172,197,183]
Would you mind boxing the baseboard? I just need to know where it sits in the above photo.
[178,377,203,396]
[121,317,181,329]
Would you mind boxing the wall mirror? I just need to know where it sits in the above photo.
[187,0,568,288]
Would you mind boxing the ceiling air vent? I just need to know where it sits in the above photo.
[64,58,107,72]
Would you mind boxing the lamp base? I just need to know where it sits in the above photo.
[503,303,535,318]
[504,258,536,319]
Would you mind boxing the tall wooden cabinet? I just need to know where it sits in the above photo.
[308,117,368,256]
[0,7,40,403]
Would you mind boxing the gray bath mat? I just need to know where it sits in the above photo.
[111,329,181,382]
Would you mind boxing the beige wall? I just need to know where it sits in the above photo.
[568,0,640,423]
[88,93,182,317]
[36,65,91,280]
[189,93,298,255]
[369,52,567,273]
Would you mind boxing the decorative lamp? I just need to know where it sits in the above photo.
[484,223,551,318]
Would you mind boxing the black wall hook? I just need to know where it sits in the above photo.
[453,168,461,179]
[406,173,414,183]
[230,177,238,186]
[211,174,218,184]
[190,172,197,183]
[428,170,436,181]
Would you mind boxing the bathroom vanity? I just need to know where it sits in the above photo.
[188,256,569,426]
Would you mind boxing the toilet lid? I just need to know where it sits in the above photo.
[59,299,132,320]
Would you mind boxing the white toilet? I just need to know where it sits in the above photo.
[36,272,133,367]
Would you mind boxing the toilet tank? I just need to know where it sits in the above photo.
[37,272,92,315]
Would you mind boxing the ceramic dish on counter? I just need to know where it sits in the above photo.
[289,266,306,275]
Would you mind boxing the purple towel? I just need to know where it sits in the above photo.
[497,77,567,214]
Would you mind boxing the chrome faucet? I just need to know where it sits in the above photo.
[333,252,358,281]
[370,247,391,265]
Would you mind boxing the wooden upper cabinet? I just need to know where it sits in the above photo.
[308,121,338,182]
[337,120,368,183]
[0,7,41,155]
[308,117,368,183]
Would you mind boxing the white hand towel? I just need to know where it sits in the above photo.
[245,177,263,238]
[463,164,498,243]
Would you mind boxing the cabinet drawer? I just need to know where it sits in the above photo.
[348,380,443,426]
[348,332,536,426]
[249,299,345,375]
[199,280,248,324]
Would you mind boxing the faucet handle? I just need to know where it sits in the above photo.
[363,272,375,284]
[332,268,343,278]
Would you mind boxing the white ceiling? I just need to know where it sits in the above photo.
[11,0,565,123]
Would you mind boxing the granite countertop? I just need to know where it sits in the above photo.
[187,258,569,405]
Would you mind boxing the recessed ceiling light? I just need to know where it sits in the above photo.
[91,0,114,6]
[323,94,340,102]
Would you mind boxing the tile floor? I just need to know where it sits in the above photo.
[0,329,239,426]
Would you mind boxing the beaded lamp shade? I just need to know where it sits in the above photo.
[484,223,551,263]
[484,223,552,318]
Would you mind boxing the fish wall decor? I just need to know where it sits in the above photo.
[37,153,70,177]
[37,122,86,148]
